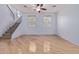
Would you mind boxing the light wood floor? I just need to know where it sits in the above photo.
[0,35,79,54]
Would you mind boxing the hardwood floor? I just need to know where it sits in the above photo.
[0,35,79,54]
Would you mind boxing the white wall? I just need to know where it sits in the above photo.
[12,13,57,39]
[57,5,79,46]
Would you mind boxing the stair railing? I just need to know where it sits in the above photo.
[2,5,22,36]
[6,5,15,20]
[7,5,22,22]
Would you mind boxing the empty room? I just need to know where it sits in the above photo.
[0,4,79,54]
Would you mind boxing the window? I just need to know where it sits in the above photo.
[28,15,36,27]
[43,15,52,27]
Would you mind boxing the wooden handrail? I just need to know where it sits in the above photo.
[6,5,15,20]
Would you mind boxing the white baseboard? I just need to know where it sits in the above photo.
[58,34,79,46]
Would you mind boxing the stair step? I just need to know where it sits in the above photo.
[0,36,11,39]
[3,34,10,36]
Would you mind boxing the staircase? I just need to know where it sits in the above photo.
[2,20,21,39]
[0,5,22,39]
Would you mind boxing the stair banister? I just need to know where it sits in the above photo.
[6,5,15,20]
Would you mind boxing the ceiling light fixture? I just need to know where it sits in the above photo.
[33,4,47,13]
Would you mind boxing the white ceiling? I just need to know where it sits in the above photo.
[11,4,67,13]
